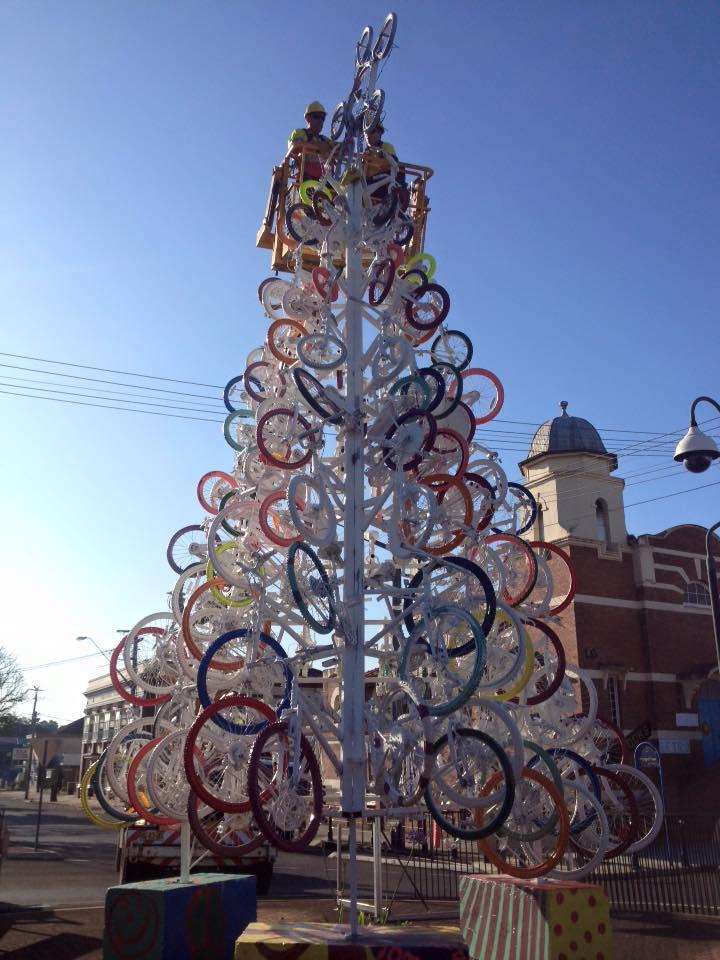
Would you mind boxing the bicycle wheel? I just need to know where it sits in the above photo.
[297,331,347,370]
[405,283,449,330]
[363,89,385,133]
[184,695,276,813]
[544,780,609,881]
[369,258,395,305]
[373,13,397,60]
[483,533,538,607]
[607,764,664,853]
[122,613,179,696]
[330,101,347,141]
[197,630,292,728]
[399,605,485,717]
[382,409,437,472]
[424,728,515,839]
[423,475,472,556]
[266,318,307,366]
[491,482,537,537]
[571,766,638,859]
[287,542,337,634]
[256,407,315,471]
[80,761,129,830]
[429,362,463,420]
[311,266,340,301]
[259,490,303,548]
[247,719,324,852]
[525,541,576,616]
[188,793,264,857]
[93,749,137,823]
[512,619,566,706]
[450,368,504,425]
[287,474,337,547]
[403,556,496,655]
[167,524,207,574]
[479,769,570,878]
[224,374,246,413]
[356,24,373,66]
[285,203,320,245]
[145,730,193,821]
[291,368,342,420]
[197,471,238,516]
[104,723,154,803]
[243,361,287,405]
[110,633,171,708]
[127,738,180,828]
[430,330,473,371]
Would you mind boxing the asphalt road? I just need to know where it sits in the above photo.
[0,796,383,910]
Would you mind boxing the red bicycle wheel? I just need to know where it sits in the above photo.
[127,738,180,828]
[512,618,566,706]
[110,632,171,708]
[256,408,315,471]
[197,471,238,516]
[247,719,324,853]
[527,541,576,615]
[184,696,276,813]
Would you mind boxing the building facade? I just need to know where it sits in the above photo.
[520,402,720,812]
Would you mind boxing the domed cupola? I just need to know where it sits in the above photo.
[525,401,616,468]
[519,401,626,546]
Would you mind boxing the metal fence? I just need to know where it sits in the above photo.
[333,813,720,917]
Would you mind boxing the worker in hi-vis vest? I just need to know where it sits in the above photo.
[286,101,332,181]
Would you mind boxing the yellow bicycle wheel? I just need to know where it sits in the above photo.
[80,761,131,831]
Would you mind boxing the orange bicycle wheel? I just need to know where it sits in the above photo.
[479,768,569,878]
[266,318,307,366]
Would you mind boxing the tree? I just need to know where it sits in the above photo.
[0,647,27,722]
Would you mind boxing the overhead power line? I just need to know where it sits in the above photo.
[0,351,223,389]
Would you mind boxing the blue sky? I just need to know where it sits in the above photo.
[1,1,719,726]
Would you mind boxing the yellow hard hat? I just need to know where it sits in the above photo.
[305,100,327,116]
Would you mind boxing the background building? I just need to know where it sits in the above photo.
[520,402,720,812]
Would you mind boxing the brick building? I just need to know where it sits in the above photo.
[520,402,720,813]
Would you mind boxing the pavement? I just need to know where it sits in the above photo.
[2,789,720,958]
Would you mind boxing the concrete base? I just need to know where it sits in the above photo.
[104,872,256,960]
[235,921,468,960]
[458,875,613,960]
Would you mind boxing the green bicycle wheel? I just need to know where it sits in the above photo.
[287,542,337,635]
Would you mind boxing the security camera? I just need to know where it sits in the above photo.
[674,425,720,474]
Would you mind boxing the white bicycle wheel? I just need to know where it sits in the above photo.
[608,763,664,853]
[146,730,191,821]
[287,473,337,547]
[122,613,179,695]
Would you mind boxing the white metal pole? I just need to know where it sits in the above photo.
[348,816,358,939]
[341,175,367,934]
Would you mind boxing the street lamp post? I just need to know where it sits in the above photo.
[674,396,720,676]
[75,635,111,662]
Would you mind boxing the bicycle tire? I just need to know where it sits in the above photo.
[287,542,337,634]
[110,633,171,708]
[127,737,180,828]
[405,283,449,331]
[224,374,246,413]
[80,761,129,830]
[607,764,664,853]
[183,695,276,813]
[512,618,566,706]
[491,482,537,537]
[399,605,485,717]
[92,749,137,823]
[403,556,497,655]
[247,719,324,852]
[330,101,347,141]
[166,524,207,574]
[430,330,473,371]
[285,203,319,245]
[291,368,341,420]
[424,729,515,839]
[369,258,396,305]
[479,769,570,878]
[187,793,264,858]
[287,474,337,547]
[297,331,347,370]
[382,409,437,472]
[363,89,385,133]
[256,407,314,471]
[526,541,576,615]
[197,470,238,515]
[571,766,638,859]
[197,629,292,728]
[372,13,397,60]
[356,25,373,66]
[259,490,303,548]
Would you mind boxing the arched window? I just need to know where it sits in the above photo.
[595,498,610,543]
[685,581,711,607]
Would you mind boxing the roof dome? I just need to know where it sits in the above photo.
[527,401,610,460]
